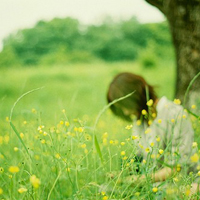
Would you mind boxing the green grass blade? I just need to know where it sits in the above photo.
[187,109,200,119]
[9,87,44,160]
[10,87,44,121]
[94,135,103,163]
[10,121,32,160]
[93,91,135,163]
[93,91,135,131]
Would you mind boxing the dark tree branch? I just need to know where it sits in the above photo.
[145,0,165,13]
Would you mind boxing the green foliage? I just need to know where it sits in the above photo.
[0,17,174,67]
[0,46,21,67]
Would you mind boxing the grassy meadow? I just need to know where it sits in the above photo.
[0,61,175,125]
[1,61,200,199]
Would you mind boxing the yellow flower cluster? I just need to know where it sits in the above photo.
[30,175,41,189]
[125,125,133,130]
[9,166,19,173]
[146,99,153,107]
[173,99,181,105]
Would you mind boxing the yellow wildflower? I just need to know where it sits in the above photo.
[147,99,153,107]
[41,139,46,144]
[121,151,126,156]
[74,127,78,131]
[156,136,160,142]
[159,149,164,155]
[78,127,84,133]
[182,115,186,119]
[123,156,128,160]
[125,125,133,130]
[14,147,19,152]
[191,105,196,109]
[171,119,175,123]
[134,192,140,196]
[66,167,70,172]
[81,144,86,148]
[65,121,70,127]
[9,166,19,173]
[20,133,24,138]
[132,135,138,140]
[174,99,181,105]
[157,119,162,124]
[30,175,40,189]
[152,113,156,118]
[191,153,199,163]
[103,196,108,200]
[8,166,19,174]
[55,153,61,159]
[43,132,48,136]
[38,125,44,131]
[173,177,179,182]
[192,142,198,148]
[150,142,154,147]
[109,140,114,144]
[18,187,27,194]
[34,155,40,160]
[0,188,3,195]
[185,188,191,196]
[152,187,158,193]
[121,142,125,146]
[142,109,147,115]
[145,148,150,153]
[136,120,141,126]
[60,121,64,125]
[176,164,181,172]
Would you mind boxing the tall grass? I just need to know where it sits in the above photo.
[3,61,200,199]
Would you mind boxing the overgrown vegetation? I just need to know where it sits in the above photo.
[1,63,200,199]
[0,17,174,67]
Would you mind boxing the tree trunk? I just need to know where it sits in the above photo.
[145,0,200,107]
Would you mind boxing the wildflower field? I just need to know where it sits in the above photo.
[1,62,200,199]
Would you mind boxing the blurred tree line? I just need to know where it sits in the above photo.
[0,17,174,67]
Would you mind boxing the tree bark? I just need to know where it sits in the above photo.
[145,0,200,107]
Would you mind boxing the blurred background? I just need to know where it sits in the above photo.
[0,0,175,127]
